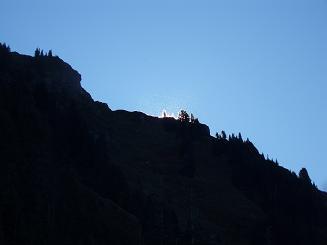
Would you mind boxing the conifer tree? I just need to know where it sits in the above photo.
[34,48,40,57]
[299,168,312,185]
[221,130,226,140]
[178,110,190,123]
[1,43,10,52]
[238,132,243,142]
[190,113,195,123]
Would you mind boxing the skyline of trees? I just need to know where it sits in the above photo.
[34,48,54,57]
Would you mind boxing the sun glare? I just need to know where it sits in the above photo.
[160,109,177,119]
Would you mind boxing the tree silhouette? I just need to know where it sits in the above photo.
[299,168,312,185]
[34,48,41,57]
[216,131,227,140]
[221,130,226,140]
[238,132,243,142]
[0,43,10,53]
[193,118,199,124]
[48,50,53,57]
[190,113,195,123]
[178,110,190,123]
[190,113,199,124]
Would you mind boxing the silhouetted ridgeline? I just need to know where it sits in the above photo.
[0,44,327,245]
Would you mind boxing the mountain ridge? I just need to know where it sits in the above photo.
[0,45,326,245]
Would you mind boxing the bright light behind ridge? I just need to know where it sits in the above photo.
[160,109,177,119]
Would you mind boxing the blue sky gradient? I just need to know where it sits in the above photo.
[1,0,326,189]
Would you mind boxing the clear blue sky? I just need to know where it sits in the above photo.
[1,0,326,190]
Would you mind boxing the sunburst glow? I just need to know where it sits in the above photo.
[160,109,177,119]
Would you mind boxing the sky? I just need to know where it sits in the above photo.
[1,0,326,190]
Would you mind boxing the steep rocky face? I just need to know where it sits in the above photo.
[0,52,141,245]
[0,48,326,245]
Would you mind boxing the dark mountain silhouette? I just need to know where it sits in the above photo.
[0,45,327,245]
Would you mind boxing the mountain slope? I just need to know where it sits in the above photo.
[0,46,326,245]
